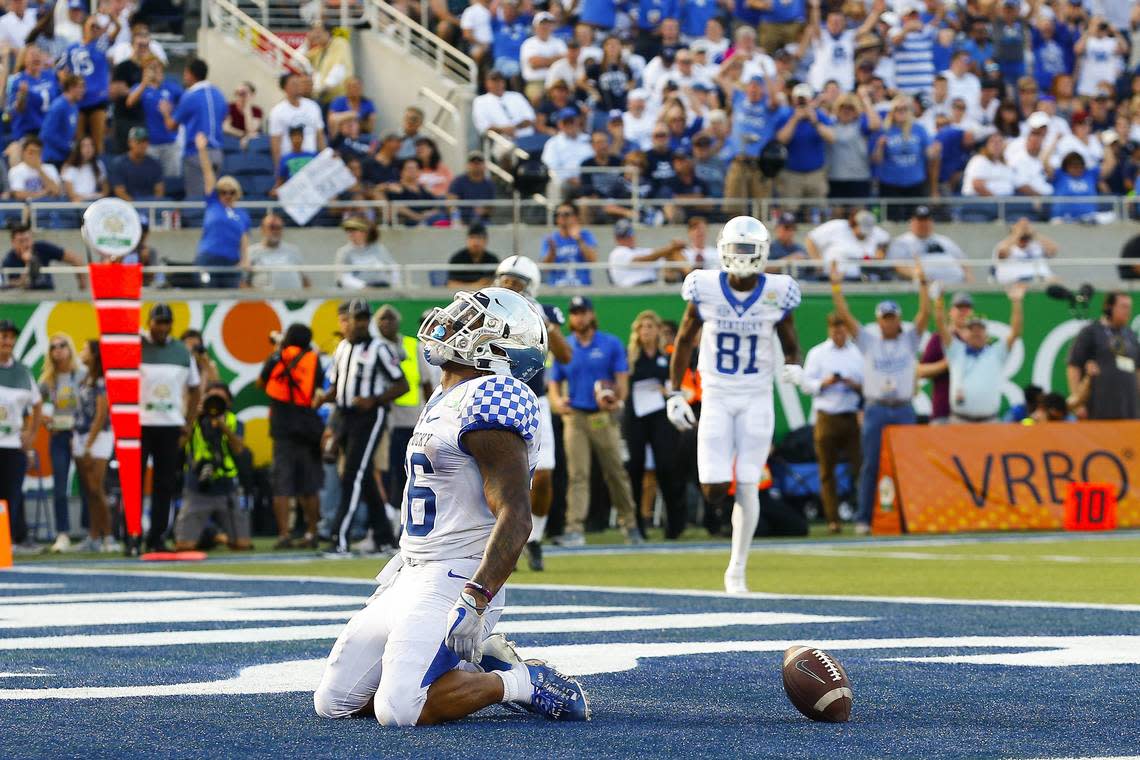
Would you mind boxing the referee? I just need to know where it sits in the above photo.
[317,299,408,557]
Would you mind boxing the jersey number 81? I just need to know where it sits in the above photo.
[716,333,761,375]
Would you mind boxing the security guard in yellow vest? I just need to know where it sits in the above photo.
[377,306,438,514]
[174,382,251,551]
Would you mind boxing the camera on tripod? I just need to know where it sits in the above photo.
[1046,282,1095,318]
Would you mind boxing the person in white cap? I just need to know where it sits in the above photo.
[773,82,835,214]
[1004,111,1056,200]
[519,12,566,104]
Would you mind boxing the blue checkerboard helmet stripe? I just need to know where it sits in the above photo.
[718,216,770,277]
[418,287,549,381]
[459,376,540,444]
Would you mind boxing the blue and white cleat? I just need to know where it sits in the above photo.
[525,660,591,721]
[479,633,524,673]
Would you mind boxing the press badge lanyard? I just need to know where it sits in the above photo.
[1103,323,1135,374]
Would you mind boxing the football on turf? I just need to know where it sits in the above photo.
[781,646,853,722]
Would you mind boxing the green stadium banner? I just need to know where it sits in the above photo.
[2,292,1129,467]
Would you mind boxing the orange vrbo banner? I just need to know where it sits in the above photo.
[872,422,1140,534]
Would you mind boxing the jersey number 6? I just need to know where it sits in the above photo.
[715,333,760,375]
[404,452,437,536]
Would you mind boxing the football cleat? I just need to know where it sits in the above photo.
[724,569,748,595]
[479,633,524,673]
[525,540,544,571]
[525,660,591,721]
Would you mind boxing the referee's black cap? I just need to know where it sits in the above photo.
[342,298,371,318]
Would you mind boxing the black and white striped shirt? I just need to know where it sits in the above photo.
[327,336,404,410]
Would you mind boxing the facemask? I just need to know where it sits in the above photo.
[423,324,453,367]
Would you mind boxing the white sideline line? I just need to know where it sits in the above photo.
[6,566,1140,612]
[0,583,61,590]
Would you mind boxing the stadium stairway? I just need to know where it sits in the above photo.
[207,0,478,170]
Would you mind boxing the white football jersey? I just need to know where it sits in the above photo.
[399,373,541,561]
[681,269,801,393]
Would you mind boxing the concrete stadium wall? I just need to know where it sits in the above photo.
[30,221,1140,293]
[196,28,291,113]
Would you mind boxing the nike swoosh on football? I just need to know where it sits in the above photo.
[795,658,827,685]
[447,570,471,581]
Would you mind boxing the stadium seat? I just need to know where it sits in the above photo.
[225,152,275,176]
[241,174,276,199]
[222,134,243,154]
[247,135,272,154]
[428,270,448,287]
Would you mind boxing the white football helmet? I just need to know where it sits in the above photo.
[717,216,770,277]
[418,287,549,381]
[494,254,542,297]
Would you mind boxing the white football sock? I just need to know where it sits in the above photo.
[727,483,760,575]
[495,662,533,704]
[528,514,548,544]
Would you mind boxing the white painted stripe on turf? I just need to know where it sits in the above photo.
[813,687,852,712]
[7,567,1140,613]
[0,591,240,605]
[0,672,54,678]
[0,583,62,590]
[495,612,870,635]
[0,625,345,651]
[7,635,1140,700]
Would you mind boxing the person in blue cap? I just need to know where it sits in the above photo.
[828,258,930,535]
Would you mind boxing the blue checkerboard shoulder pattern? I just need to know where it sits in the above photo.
[680,269,705,304]
[458,375,540,441]
[771,274,801,312]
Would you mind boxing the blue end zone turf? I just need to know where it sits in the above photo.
[0,568,1137,759]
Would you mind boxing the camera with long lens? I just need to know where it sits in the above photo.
[1046,282,1095,318]
[195,393,231,489]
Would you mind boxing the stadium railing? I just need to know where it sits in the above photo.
[4,256,1135,298]
[17,196,1140,232]
[203,0,315,75]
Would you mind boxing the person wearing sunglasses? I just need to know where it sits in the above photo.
[247,212,308,291]
[193,131,250,289]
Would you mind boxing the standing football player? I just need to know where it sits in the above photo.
[667,216,802,594]
[493,255,573,571]
[314,287,589,726]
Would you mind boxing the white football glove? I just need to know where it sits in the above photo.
[780,364,805,387]
[666,394,696,432]
[445,591,486,663]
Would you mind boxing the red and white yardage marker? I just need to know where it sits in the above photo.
[88,263,144,541]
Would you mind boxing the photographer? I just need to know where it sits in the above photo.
[992,218,1058,286]
[1066,292,1140,420]
[259,323,324,549]
[180,329,221,386]
[173,382,251,551]
[773,83,835,217]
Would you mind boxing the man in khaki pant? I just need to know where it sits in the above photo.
[795,313,863,534]
[549,296,641,547]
